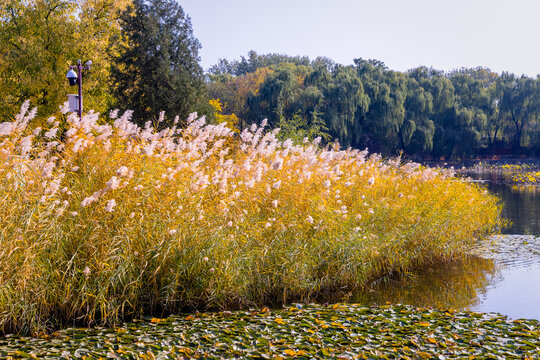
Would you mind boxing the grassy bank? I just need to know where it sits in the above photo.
[0,102,502,334]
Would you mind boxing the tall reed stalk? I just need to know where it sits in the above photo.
[0,102,502,334]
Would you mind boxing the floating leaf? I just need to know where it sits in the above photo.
[0,304,538,358]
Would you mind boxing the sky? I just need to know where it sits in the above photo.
[180,0,540,77]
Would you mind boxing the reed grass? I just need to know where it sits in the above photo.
[0,102,502,334]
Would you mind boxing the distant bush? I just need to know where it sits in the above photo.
[0,102,502,334]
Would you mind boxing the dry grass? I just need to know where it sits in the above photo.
[0,102,502,334]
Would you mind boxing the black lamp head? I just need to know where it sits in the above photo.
[66,69,78,86]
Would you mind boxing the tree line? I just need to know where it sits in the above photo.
[1,1,539,159]
[209,52,540,159]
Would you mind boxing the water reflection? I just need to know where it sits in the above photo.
[351,256,499,310]
[468,172,540,235]
[347,170,540,320]
[473,262,540,320]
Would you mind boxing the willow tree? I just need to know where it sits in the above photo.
[499,73,539,151]
[403,75,434,155]
[305,64,368,146]
[354,58,407,154]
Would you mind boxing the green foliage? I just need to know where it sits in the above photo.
[276,110,331,144]
[210,54,540,159]
[246,63,303,127]
[208,50,311,77]
[498,73,539,150]
[355,59,407,153]
[308,64,369,146]
[110,0,207,125]
[207,67,273,124]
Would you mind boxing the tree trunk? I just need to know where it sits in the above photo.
[512,112,521,153]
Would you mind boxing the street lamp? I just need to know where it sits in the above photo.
[66,60,92,118]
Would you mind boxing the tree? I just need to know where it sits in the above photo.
[207,67,273,126]
[354,58,407,154]
[276,110,331,144]
[208,50,311,77]
[403,75,434,155]
[207,54,540,159]
[245,63,311,127]
[499,73,539,151]
[0,0,127,118]
[110,0,207,125]
[307,64,369,146]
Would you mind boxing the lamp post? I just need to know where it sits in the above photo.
[66,60,92,118]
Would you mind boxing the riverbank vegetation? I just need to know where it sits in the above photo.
[0,103,502,334]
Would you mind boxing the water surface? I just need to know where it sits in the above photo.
[351,174,540,320]
[477,171,540,235]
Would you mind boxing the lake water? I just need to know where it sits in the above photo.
[352,173,540,320]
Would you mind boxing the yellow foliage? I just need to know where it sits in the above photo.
[209,98,223,113]
[0,0,131,117]
[0,104,502,334]
[209,67,273,117]
[240,67,273,96]
[210,98,239,131]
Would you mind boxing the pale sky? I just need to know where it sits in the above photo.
[180,0,540,77]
